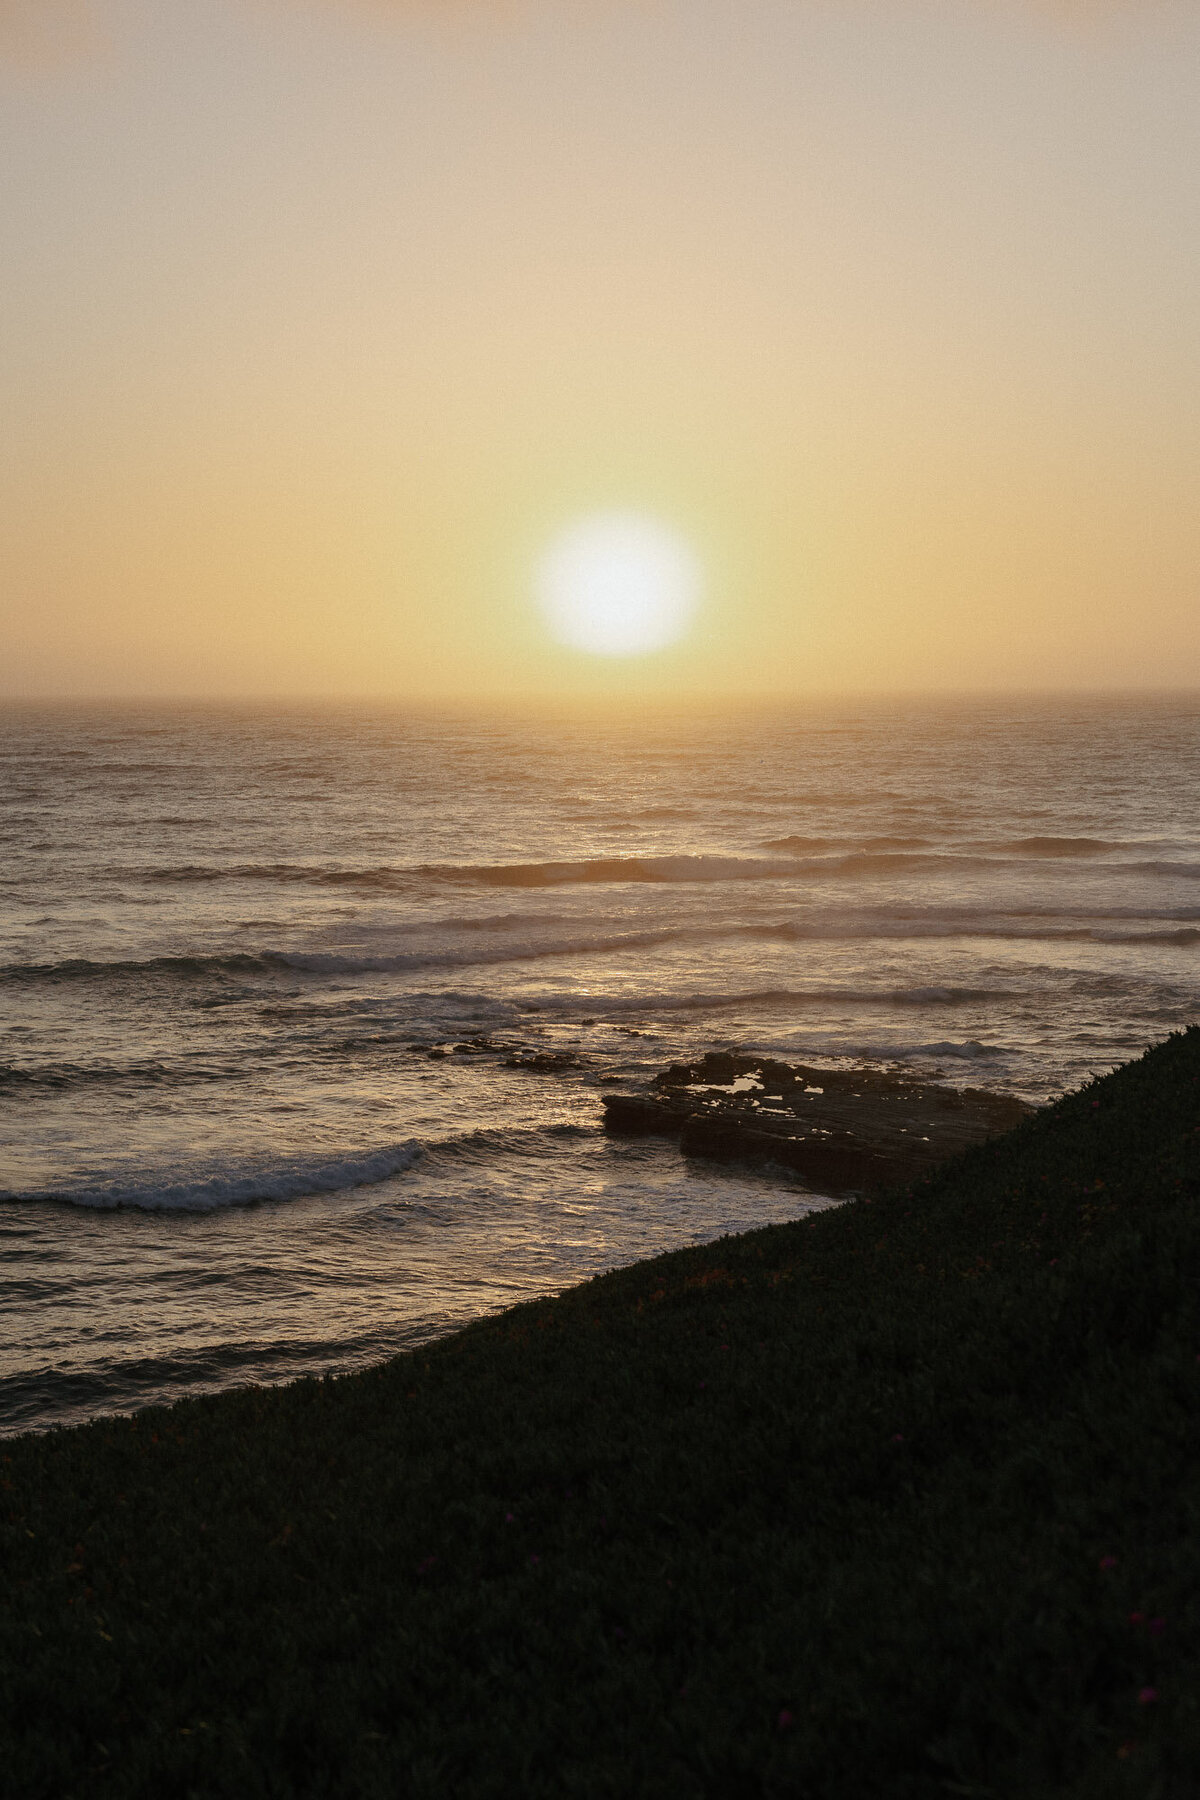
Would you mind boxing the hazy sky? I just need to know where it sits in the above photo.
[2,0,1198,699]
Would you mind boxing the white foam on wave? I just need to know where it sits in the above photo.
[3,1140,423,1213]
[261,919,1200,979]
[8,899,1199,988]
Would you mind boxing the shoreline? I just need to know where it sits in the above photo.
[3,1026,1199,1793]
[2,1045,1033,1437]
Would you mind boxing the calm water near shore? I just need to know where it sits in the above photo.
[2,695,1197,1434]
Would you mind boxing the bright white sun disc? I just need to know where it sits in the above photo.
[535,514,701,656]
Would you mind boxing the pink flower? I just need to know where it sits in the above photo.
[1099,1556,1118,1570]
[1138,1687,1159,1705]
[505,1512,515,1523]
[1149,1617,1166,1637]
[777,1710,794,1731]
[891,1433,905,1444]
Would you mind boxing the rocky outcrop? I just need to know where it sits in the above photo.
[603,1051,1033,1194]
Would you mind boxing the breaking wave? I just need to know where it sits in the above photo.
[1,1140,423,1213]
[3,914,1197,991]
[144,862,417,890]
[995,836,1122,857]
[449,852,973,885]
[441,851,1200,886]
[525,983,1014,1019]
[0,1058,237,1092]
[128,845,1200,895]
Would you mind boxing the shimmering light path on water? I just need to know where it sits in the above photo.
[2,697,1197,1432]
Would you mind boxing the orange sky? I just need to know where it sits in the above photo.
[2,0,1198,700]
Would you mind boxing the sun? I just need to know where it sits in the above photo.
[535,513,702,657]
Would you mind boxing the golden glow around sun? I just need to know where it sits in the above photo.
[535,514,702,658]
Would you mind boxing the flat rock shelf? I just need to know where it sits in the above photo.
[602,1052,1035,1194]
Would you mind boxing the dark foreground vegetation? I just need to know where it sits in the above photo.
[4,1030,1200,1799]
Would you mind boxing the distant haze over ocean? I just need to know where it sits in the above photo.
[2,695,1197,1434]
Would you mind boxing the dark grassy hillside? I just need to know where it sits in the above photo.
[3,1028,1200,1799]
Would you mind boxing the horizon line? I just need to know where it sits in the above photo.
[2,685,1199,710]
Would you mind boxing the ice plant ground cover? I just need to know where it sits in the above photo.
[4,1030,1200,1798]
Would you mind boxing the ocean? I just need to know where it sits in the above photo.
[2,694,1197,1436]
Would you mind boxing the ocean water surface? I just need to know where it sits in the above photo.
[2,695,1197,1434]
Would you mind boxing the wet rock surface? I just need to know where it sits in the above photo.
[504,1049,583,1073]
[603,1051,1034,1193]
